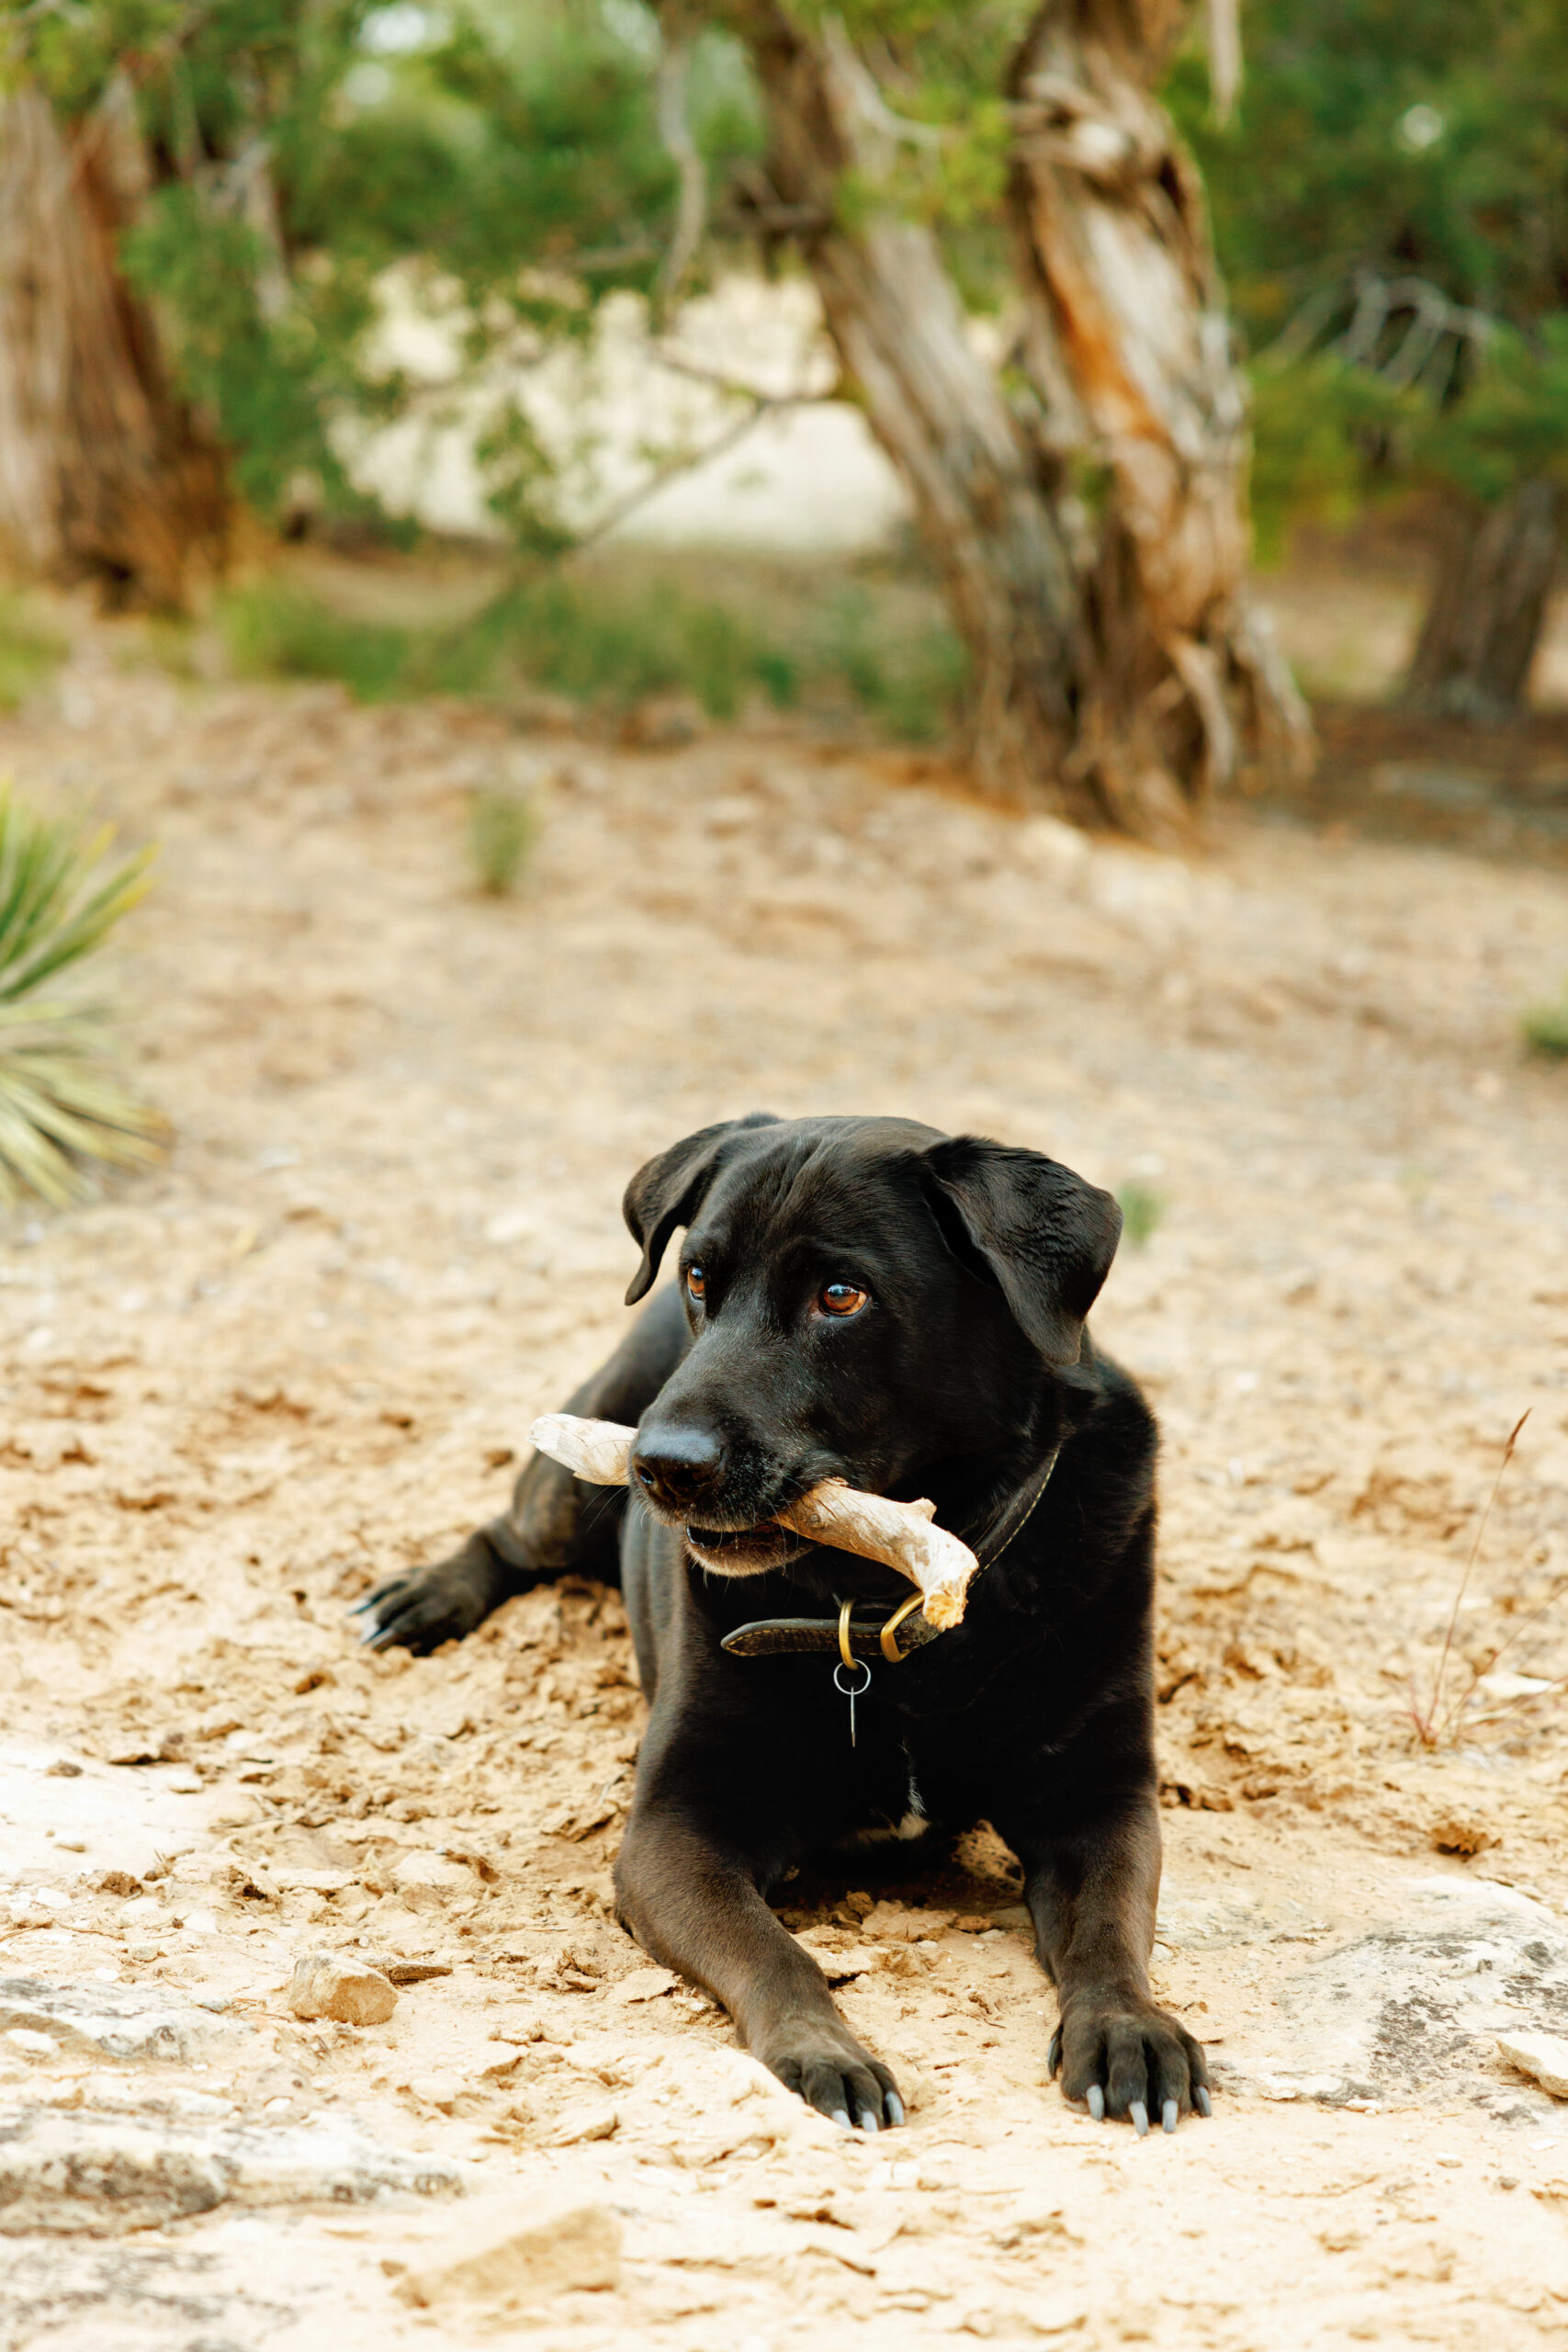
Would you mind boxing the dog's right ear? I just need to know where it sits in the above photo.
[622,1113,780,1305]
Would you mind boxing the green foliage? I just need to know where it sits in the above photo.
[1521,997,1568,1060]
[807,584,967,741]
[1116,1179,1166,1250]
[1168,0,1568,538]
[4,0,693,542]
[468,785,536,896]
[218,562,966,740]
[0,786,165,1207]
[0,597,66,713]
[1173,0,1568,336]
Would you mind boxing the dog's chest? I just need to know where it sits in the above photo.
[835,1747,936,1849]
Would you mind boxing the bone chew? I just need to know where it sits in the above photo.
[528,1412,980,1630]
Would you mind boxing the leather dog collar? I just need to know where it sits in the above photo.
[719,1440,1063,1666]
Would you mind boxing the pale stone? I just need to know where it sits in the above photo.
[407,2073,465,2111]
[0,1976,252,2065]
[612,1966,677,2004]
[395,2194,621,2312]
[0,2107,468,2233]
[551,2099,618,2144]
[391,1850,472,1893]
[1497,2031,1568,2099]
[287,1953,397,2026]
[5,2028,57,2058]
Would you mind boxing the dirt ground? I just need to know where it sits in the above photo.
[4,630,1568,2350]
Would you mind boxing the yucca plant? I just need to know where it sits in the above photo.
[0,785,166,1206]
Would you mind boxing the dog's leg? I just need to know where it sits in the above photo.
[615,1804,903,2132]
[1013,1796,1211,2135]
[355,1285,690,1653]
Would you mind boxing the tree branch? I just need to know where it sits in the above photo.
[653,33,707,319]
[572,378,826,551]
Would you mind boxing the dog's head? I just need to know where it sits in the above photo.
[623,1114,1122,1575]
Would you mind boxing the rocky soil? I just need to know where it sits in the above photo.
[3,636,1568,2347]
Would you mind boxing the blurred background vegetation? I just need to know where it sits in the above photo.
[0,0,1565,745]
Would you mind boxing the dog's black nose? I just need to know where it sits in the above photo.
[633,1426,724,1513]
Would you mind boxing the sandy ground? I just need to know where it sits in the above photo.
[4,639,1568,2348]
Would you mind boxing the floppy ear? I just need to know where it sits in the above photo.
[622,1113,781,1306]
[920,1136,1122,1366]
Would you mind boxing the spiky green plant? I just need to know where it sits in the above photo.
[0,786,166,1206]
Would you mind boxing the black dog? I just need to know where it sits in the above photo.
[359,1114,1209,2137]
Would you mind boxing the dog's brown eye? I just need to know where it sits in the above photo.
[686,1265,705,1303]
[819,1282,867,1317]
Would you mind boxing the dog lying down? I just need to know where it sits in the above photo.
[356,1113,1211,2138]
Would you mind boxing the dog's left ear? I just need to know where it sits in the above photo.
[622,1112,781,1306]
[920,1136,1122,1366]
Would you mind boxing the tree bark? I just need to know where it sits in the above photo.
[724,4,1100,820]
[718,2,1309,834]
[0,81,229,611]
[1403,480,1562,718]
[1007,0,1313,830]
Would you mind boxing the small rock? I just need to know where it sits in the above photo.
[287,1953,397,2027]
[863,1902,948,1942]
[619,693,704,752]
[95,1872,142,1899]
[44,1760,83,1779]
[364,1957,454,1986]
[0,2107,468,2233]
[407,2073,465,2113]
[5,2029,57,2059]
[1497,2031,1568,2098]
[613,1966,677,2005]
[394,2193,620,2312]
[1431,1813,1495,1858]
[551,2100,618,2145]
[506,691,580,737]
[390,1852,473,1911]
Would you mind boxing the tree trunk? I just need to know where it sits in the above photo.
[1007,0,1313,830]
[722,2,1308,833]
[0,81,228,611]
[1403,480,1562,718]
[727,4,1100,820]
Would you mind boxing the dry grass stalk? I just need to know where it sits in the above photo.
[1410,1409,1530,1747]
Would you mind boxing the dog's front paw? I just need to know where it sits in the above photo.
[349,1532,502,1655]
[757,2020,904,2133]
[1050,1994,1212,2136]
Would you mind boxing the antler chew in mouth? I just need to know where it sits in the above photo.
[528,1412,979,1629]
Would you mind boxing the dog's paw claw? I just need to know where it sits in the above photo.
[1130,2099,1149,2138]
[1162,2098,1179,2134]
[884,2091,905,2128]
[1087,2085,1105,2121]
[830,2109,852,2132]
[1195,2086,1213,2119]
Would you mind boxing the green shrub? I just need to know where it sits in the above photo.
[0,786,165,1207]
[468,786,536,897]
[1522,999,1568,1059]
[216,565,967,741]
[221,583,410,702]
[1117,1178,1166,1248]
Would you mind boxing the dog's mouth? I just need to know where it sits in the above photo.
[684,1521,805,1575]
